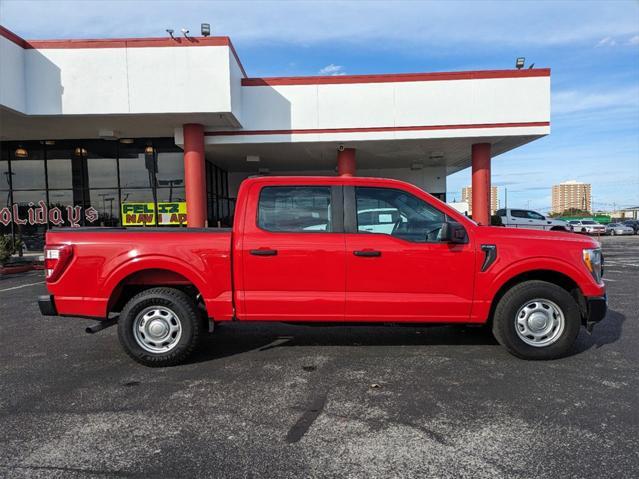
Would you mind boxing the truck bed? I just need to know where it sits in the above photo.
[45,228,234,320]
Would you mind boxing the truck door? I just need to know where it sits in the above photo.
[344,186,475,322]
[239,184,346,321]
[526,210,549,230]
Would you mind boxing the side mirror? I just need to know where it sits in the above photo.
[440,221,468,244]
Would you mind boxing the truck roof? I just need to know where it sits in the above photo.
[241,175,423,188]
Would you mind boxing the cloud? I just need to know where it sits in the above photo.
[596,36,617,47]
[552,87,639,115]
[2,0,638,49]
[629,35,639,45]
[318,64,345,76]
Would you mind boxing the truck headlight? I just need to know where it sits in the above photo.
[583,248,603,283]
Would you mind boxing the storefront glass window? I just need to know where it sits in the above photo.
[119,141,156,189]
[157,151,184,184]
[87,142,118,189]
[48,189,74,208]
[0,161,10,190]
[89,189,119,226]
[157,187,185,203]
[11,190,48,251]
[47,157,73,189]
[1,137,228,249]
[10,145,45,190]
[121,188,156,203]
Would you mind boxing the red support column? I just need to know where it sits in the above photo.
[183,123,207,228]
[337,147,356,177]
[471,143,491,226]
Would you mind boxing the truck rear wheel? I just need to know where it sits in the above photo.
[492,280,581,360]
[118,287,203,367]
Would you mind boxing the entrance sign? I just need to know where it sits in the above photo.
[121,202,187,226]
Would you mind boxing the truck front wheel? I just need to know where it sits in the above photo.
[118,287,203,367]
[492,280,581,360]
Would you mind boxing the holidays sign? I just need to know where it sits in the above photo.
[0,201,99,227]
[121,202,187,226]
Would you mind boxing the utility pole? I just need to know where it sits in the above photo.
[504,188,508,210]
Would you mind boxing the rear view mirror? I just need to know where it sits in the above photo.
[440,221,468,244]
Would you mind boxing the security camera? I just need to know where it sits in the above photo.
[338,145,345,152]
[181,28,190,38]
[166,29,175,39]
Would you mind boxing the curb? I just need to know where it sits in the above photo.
[0,264,35,275]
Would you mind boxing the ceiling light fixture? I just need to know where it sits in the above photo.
[74,147,88,157]
[14,145,28,158]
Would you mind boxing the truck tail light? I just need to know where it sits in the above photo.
[44,244,73,282]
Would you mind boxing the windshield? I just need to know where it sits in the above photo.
[582,221,598,225]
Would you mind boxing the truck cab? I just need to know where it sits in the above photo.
[39,176,607,366]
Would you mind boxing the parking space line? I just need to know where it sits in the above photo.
[0,281,45,293]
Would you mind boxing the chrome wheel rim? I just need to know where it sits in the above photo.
[515,299,565,347]
[133,306,182,353]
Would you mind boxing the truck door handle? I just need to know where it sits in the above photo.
[353,250,381,257]
[250,249,278,256]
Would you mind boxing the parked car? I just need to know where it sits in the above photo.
[605,223,635,236]
[39,176,606,366]
[496,208,569,231]
[622,220,639,234]
[568,220,607,235]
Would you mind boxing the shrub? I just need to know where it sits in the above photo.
[0,235,19,266]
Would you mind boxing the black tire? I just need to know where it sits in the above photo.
[118,287,203,367]
[492,280,581,360]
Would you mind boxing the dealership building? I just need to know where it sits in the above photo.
[0,25,550,250]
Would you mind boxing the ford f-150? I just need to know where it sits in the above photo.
[39,176,607,366]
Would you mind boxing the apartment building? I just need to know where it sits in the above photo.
[462,185,499,215]
[552,180,591,213]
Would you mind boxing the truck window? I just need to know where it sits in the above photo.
[511,210,528,218]
[355,187,446,242]
[258,186,332,232]
[526,211,545,220]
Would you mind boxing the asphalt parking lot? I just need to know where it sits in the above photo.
[0,235,638,479]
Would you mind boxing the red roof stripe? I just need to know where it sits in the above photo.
[242,69,550,86]
[204,121,550,137]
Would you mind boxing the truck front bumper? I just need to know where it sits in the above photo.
[38,295,58,316]
[585,295,607,331]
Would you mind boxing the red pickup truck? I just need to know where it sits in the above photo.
[39,176,606,366]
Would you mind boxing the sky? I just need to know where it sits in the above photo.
[1,0,638,212]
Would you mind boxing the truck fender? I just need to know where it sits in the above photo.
[487,256,590,300]
[103,255,210,307]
